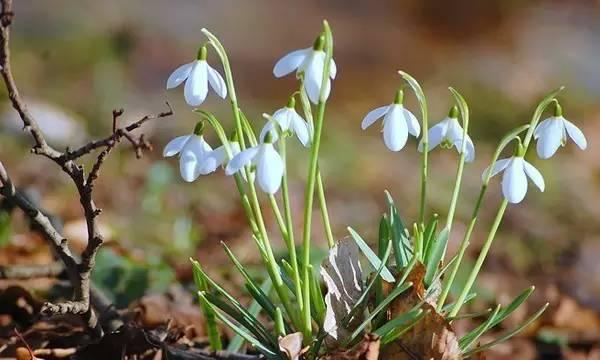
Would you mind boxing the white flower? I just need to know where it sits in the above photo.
[163,133,219,182]
[225,138,284,194]
[418,110,475,162]
[166,46,227,106]
[483,156,545,204]
[534,115,587,159]
[273,36,337,104]
[361,91,420,152]
[259,105,311,147]
[209,141,242,168]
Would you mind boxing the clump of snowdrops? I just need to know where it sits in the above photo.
[162,21,587,359]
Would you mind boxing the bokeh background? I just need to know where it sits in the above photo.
[1,1,599,358]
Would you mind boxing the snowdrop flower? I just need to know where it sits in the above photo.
[361,89,421,152]
[225,132,284,194]
[418,106,475,162]
[163,122,219,182]
[259,97,311,147]
[483,154,545,204]
[273,35,337,104]
[534,102,587,159]
[166,46,227,107]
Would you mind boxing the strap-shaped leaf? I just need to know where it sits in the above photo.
[309,264,326,324]
[381,309,429,344]
[465,303,549,357]
[384,190,412,266]
[198,291,279,359]
[424,227,449,285]
[373,307,424,337]
[347,227,395,282]
[441,292,477,314]
[489,286,535,328]
[422,213,439,264]
[459,304,501,350]
[190,258,222,350]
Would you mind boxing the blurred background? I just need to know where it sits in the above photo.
[1,1,599,358]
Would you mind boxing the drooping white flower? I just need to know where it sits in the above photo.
[273,36,337,104]
[418,106,475,162]
[208,141,242,168]
[361,90,420,152]
[163,125,219,182]
[166,46,227,107]
[534,103,587,159]
[225,133,284,194]
[259,99,311,147]
[483,156,545,204]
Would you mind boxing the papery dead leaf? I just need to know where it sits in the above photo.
[321,237,364,347]
[380,262,461,360]
[279,332,307,360]
[321,334,380,360]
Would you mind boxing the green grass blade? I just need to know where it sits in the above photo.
[465,303,549,357]
[373,308,423,337]
[190,258,222,350]
[489,286,535,328]
[384,191,412,266]
[347,227,395,283]
[381,309,428,344]
[309,264,326,324]
[422,213,439,264]
[424,227,449,286]
[441,292,477,314]
[459,304,501,351]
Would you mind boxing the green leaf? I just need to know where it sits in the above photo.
[309,264,326,324]
[373,308,423,338]
[190,258,222,350]
[347,227,395,283]
[198,291,279,359]
[384,190,412,267]
[465,303,549,357]
[447,308,493,321]
[424,227,449,285]
[381,309,428,344]
[422,213,439,264]
[441,292,477,314]
[398,70,427,119]
[459,304,501,351]
[489,286,535,328]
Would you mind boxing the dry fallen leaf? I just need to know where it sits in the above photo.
[321,334,380,360]
[380,262,461,360]
[279,332,307,360]
[321,238,364,347]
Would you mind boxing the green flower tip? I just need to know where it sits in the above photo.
[515,140,525,157]
[197,46,208,61]
[193,121,205,135]
[552,99,563,117]
[286,96,296,109]
[313,35,325,51]
[229,130,239,142]
[448,105,459,119]
[264,131,274,144]
[394,89,404,105]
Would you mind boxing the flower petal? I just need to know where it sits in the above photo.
[361,106,389,130]
[272,108,293,131]
[256,144,284,194]
[329,58,337,79]
[382,106,408,152]
[163,135,191,157]
[273,48,310,78]
[208,145,228,167]
[536,118,563,159]
[166,62,193,89]
[502,158,528,204]
[178,136,206,182]
[304,52,327,104]
[562,118,587,150]
[225,146,259,175]
[184,61,208,106]
[462,135,476,162]
[482,158,511,181]
[534,118,552,139]
[207,64,227,99]
[403,108,421,137]
[523,160,545,192]
[419,120,448,152]
[290,111,311,147]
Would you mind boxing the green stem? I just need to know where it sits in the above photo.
[301,21,333,339]
[280,136,303,310]
[317,170,335,248]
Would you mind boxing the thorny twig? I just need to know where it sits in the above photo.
[0,0,172,336]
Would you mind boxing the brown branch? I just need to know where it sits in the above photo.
[0,0,172,336]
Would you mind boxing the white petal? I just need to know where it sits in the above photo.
[272,108,293,131]
[256,144,284,194]
[163,135,191,157]
[178,136,206,182]
[329,58,337,79]
[419,120,448,152]
[208,145,228,167]
[259,121,281,143]
[273,48,310,78]
[207,64,227,99]
[446,118,464,143]
[482,158,511,181]
[502,158,528,204]
[184,61,208,106]
[225,146,260,175]
[462,135,476,162]
[382,106,408,152]
[403,108,421,137]
[536,118,563,159]
[166,62,193,89]
[290,112,311,147]
[523,160,545,192]
[304,52,326,104]
[562,118,587,150]
[534,118,552,139]
[361,106,389,130]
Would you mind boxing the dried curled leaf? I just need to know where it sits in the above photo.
[381,262,461,360]
[321,238,364,347]
[320,334,380,360]
[279,332,307,360]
